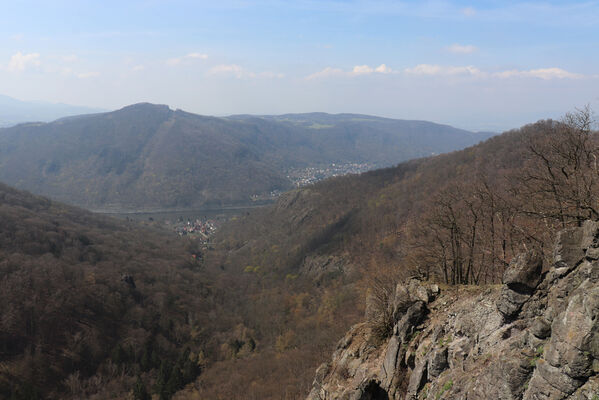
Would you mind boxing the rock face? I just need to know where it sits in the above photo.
[306,220,599,400]
[497,250,543,319]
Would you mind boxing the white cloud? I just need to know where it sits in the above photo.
[308,64,393,79]
[495,67,582,80]
[77,71,100,79]
[310,63,582,82]
[446,44,477,54]
[206,64,283,79]
[405,64,442,75]
[132,65,145,72]
[351,64,394,75]
[352,65,374,75]
[209,64,255,79]
[7,52,41,72]
[375,64,393,73]
[166,52,208,66]
[306,66,345,80]
[404,64,482,76]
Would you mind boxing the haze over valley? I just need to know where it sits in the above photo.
[1,1,599,399]
[0,94,103,127]
[0,103,492,212]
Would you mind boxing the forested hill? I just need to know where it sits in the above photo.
[0,103,491,211]
[0,182,216,398]
[1,110,595,399]
[228,112,489,167]
[0,181,359,400]
[214,109,597,291]
[186,110,598,397]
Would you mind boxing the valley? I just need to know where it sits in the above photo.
[0,103,492,212]
[1,105,596,399]
[2,2,596,399]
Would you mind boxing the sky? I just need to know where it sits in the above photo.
[0,0,598,131]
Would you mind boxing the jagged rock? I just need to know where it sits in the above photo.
[530,317,552,339]
[406,279,434,303]
[427,347,448,379]
[524,360,585,399]
[396,301,427,342]
[307,221,599,400]
[503,251,543,290]
[497,287,531,319]
[406,359,427,400]
[301,254,353,281]
[392,279,437,323]
[541,289,599,379]
[381,337,400,387]
[569,376,599,399]
[392,283,412,321]
[497,250,542,319]
[553,220,599,273]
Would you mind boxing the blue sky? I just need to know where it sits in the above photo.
[1,0,598,130]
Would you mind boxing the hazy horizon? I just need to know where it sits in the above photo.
[1,0,598,131]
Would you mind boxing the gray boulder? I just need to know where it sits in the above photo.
[497,250,543,319]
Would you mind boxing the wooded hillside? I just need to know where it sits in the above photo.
[1,109,595,399]
[0,104,491,211]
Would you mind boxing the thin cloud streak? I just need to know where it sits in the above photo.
[306,64,584,81]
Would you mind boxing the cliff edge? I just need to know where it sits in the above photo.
[307,221,599,400]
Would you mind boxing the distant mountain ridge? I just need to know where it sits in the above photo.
[0,94,104,127]
[0,103,494,211]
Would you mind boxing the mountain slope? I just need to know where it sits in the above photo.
[230,112,490,166]
[0,104,492,211]
[213,123,532,281]
[180,121,545,398]
[0,182,216,399]
[0,181,359,400]
[307,223,599,400]
[1,114,590,399]
[198,113,599,398]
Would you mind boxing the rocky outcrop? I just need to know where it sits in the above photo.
[300,254,356,282]
[497,251,543,319]
[307,220,599,400]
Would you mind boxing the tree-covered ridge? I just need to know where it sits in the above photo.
[0,103,491,211]
[2,109,596,399]
[215,108,598,290]
[0,183,212,399]
[187,109,599,397]
[0,182,360,400]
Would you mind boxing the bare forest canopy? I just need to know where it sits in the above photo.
[0,103,492,211]
[215,106,598,295]
[1,107,597,399]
